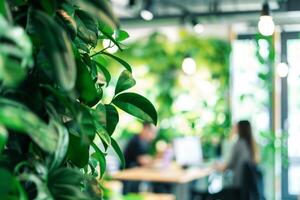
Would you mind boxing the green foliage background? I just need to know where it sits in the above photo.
[113,31,231,158]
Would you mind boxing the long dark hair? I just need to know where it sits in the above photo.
[237,120,257,163]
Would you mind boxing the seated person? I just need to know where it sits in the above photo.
[124,122,156,169]
[206,120,259,200]
[123,122,156,194]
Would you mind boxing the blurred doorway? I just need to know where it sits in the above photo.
[281,32,300,200]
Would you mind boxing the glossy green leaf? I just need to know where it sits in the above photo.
[91,143,106,178]
[116,30,129,42]
[74,37,90,53]
[95,123,111,146]
[85,0,117,23]
[19,173,52,200]
[0,56,26,87]
[112,93,157,125]
[91,104,111,146]
[76,57,102,106]
[101,52,132,72]
[0,168,28,200]
[40,0,57,14]
[92,103,106,126]
[55,9,77,40]
[48,168,88,200]
[79,106,97,141]
[99,24,122,50]
[0,1,12,23]
[115,70,136,95]
[0,98,58,152]
[105,104,119,135]
[0,126,7,153]
[75,9,98,46]
[67,134,90,168]
[95,61,111,86]
[111,138,125,169]
[0,15,32,87]
[49,120,69,170]
[29,10,76,91]
[75,0,117,24]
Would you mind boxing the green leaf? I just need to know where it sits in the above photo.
[91,143,106,178]
[0,168,28,200]
[74,37,90,53]
[75,9,98,46]
[67,134,90,168]
[91,104,118,136]
[49,168,83,186]
[95,61,111,86]
[115,70,136,95]
[0,98,58,152]
[29,10,76,91]
[101,52,132,72]
[116,30,129,42]
[0,56,26,87]
[91,104,111,146]
[0,126,7,153]
[19,173,52,200]
[55,9,77,40]
[105,104,119,135]
[79,106,97,141]
[49,120,69,170]
[0,1,12,23]
[111,138,125,169]
[48,168,88,200]
[99,25,122,50]
[95,123,111,146]
[112,93,158,125]
[93,103,106,125]
[0,15,32,87]
[85,0,117,24]
[76,57,102,106]
[40,0,57,14]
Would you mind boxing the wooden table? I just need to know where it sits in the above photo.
[112,166,213,183]
[112,166,214,200]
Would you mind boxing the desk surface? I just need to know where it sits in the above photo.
[112,166,214,184]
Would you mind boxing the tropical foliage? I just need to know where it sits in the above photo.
[0,0,157,199]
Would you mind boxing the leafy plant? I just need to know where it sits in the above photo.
[0,0,157,199]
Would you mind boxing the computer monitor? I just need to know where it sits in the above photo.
[173,136,203,167]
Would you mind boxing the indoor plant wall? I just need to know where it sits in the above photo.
[0,0,157,199]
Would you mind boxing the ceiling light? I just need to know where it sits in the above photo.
[140,9,153,21]
[258,2,275,36]
[140,0,153,21]
[182,57,197,75]
[191,16,204,34]
[193,23,204,34]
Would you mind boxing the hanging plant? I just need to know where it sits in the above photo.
[0,0,157,199]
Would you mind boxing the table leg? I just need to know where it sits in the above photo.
[173,183,190,200]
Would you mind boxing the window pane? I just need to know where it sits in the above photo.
[288,165,300,195]
[287,39,300,159]
[287,39,300,196]
[231,39,269,134]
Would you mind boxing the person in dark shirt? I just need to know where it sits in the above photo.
[124,122,156,168]
[123,122,157,194]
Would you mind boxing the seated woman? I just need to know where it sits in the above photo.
[207,120,259,200]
